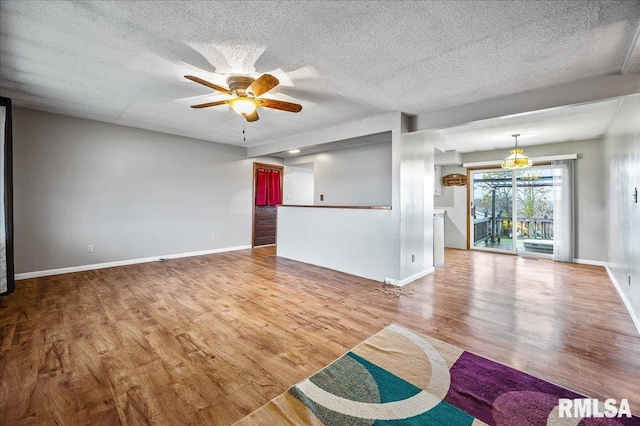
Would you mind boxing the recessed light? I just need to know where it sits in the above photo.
[288,149,301,154]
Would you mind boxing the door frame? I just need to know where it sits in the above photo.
[467,164,554,256]
[468,167,519,254]
[252,162,284,248]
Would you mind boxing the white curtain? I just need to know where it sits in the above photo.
[553,159,575,262]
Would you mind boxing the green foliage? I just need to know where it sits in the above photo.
[474,170,553,220]
[474,171,512,216]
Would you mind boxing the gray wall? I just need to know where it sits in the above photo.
[440,138,605,261]
[603,94,640,323]
[313,141,392,206]
[13,107,280,274]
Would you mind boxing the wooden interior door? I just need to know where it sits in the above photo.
[252,163,283,247]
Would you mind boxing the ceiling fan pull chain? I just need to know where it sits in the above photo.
[243,120,246,143]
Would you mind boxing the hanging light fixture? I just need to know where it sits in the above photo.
[501,134,532,169]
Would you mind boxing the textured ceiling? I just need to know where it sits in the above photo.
[437,98,623,153]
[1,1,639,150]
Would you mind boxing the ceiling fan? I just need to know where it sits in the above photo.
[184,74,302,122]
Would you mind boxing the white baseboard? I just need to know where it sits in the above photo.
[605,264,640,335]
[15,245,252,280]
[386,267,436,287]
[574,258,607,267]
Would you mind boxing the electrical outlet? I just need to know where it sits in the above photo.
[86,245,94,253]
[211,234,216,241]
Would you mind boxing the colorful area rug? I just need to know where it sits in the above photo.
[235,324,639,425]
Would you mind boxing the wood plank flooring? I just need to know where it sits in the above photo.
[1,247,639,425]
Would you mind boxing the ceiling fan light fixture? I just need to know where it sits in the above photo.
[185,73,301,122]
[501,134,532,170]
[229,97,257,115]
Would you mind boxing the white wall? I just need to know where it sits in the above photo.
[277,140,400,283]
[283,165,314,205]
[603,94,640,328]
[435,165,467,249]
[13,107,281,274]
[277,128,440,285]
[446,138,605,261]
[398,131,438,280]
[277,207,399,281]
[313,141,392,206]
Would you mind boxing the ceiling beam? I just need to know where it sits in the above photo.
[411,72,640,133]
[622,20,640,74]
[247,112,403,158]
[249,73,639,159]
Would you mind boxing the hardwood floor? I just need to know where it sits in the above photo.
[1,247,639,425]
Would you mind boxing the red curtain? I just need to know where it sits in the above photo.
[256,169,268,205]
[256,169,281,206]
[268,169,282,205]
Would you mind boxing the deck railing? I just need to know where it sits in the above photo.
[473,215,553,244]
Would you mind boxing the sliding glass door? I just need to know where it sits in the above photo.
[515,167,555,255]
[471,166,555,256]
[472,170,515,252]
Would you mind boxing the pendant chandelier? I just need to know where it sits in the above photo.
[501,134,532,169]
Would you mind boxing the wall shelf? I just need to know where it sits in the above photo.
[442,174,467,187]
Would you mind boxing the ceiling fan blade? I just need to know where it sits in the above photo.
[247,74,279,97]
[245,110,259,122]
[256,98,302,113]
[184,75,232,94]
[191,100,230,109]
